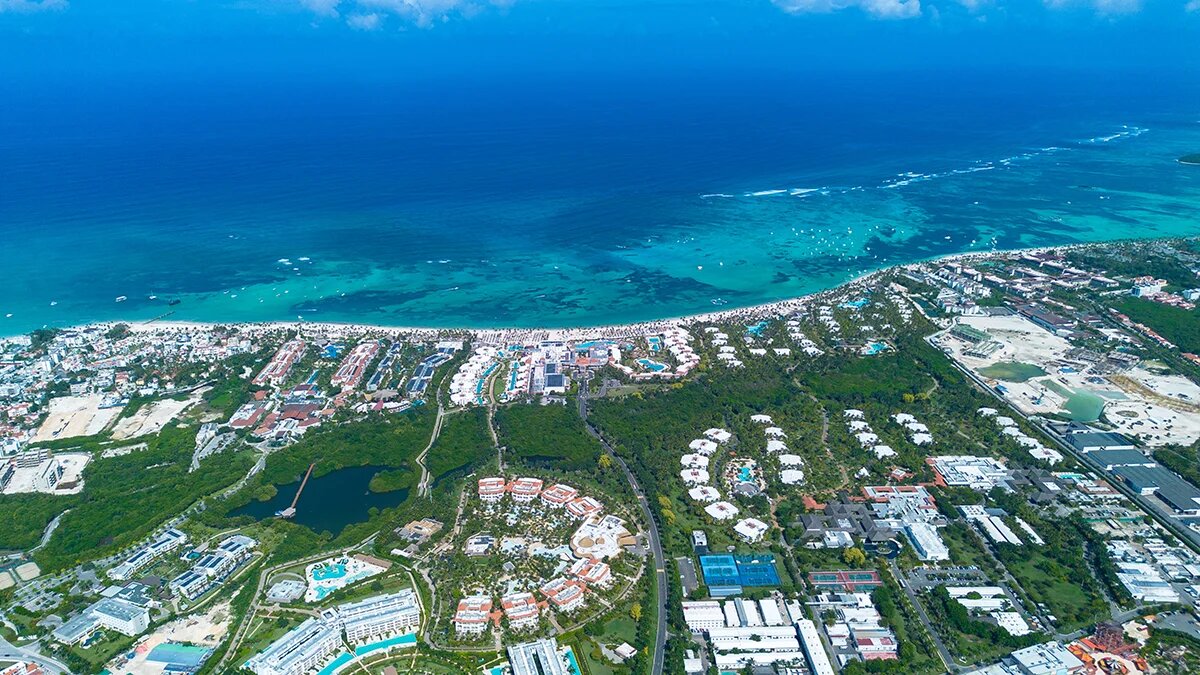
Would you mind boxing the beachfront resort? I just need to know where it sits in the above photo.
[6,239,1200,674]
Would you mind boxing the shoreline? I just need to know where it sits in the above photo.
[0,239,1155,342]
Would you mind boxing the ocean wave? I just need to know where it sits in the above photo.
[1082,125,1148,144]
[709,124,1148,197]
[700,193,734,199]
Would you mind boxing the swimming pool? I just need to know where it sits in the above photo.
[637,358,667,372]
[305,556,386,602]
[841,298,869,309]
[647,336,662,351]
[564,646,582,674]
[353,632,417,656]
[746,321,769,336]
[738,467,753,482]
[311,563,347,581]
[863,341,890,355]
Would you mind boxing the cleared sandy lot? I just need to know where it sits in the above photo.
[111,394,200,441]
[105,601,231,675]
[939,314,1200,446]
[33,395,123,442]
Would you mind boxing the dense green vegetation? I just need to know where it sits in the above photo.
[368,468,415,493]
[17,425,256,571]
[239,412,434,491]
[199,350,269,420]
[1115,297,1200,353]
[1069,246,1199,289]
[426,407,494,483]
[989,505,1109,630]
[0,493,69,552]
[1143,624,1200,674]
[496,402,602,471]
[923,586,1040,663]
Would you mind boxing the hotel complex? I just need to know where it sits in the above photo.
[245,589,420,675]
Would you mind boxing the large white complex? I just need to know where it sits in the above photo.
[245,589,420,675]
[931,455,1011,491]
[507,638,571,675]
[323,589,420,643]
[798,619,837,675]
[244,617,343,675]
[169,534,257,601]
[52,598,150,645]
[107,528,188,581]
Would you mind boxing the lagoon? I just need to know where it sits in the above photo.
[231,465,409,535]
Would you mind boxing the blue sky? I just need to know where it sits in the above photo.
[0,0,1197,78]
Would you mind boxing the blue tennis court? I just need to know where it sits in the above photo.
[147,642,212,673]
[699,554,741,587]
[734,554,781,586]
[699,553,780,588]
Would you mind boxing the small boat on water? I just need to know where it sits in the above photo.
[115,296,127,303]
[147,295,157,300]
[168,299,181,306]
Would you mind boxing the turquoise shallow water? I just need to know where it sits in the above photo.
[2,73,1199,334]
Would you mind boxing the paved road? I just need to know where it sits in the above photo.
[0,634,70,674]
[579,376,667,675]
[415,403,447,497]
[940,344,1200,556]
[889,561,959,673]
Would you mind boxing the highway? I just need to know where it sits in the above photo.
[579,374,667,675]
[936,339,1200,556]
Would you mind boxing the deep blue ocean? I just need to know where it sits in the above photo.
[2,69,1199,333]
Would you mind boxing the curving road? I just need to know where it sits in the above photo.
[578,374,667,675]
[0,635,71,674]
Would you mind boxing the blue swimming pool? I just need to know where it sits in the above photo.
[311,563,347,581]
[863,341,890,355]
[841,298,869,309]
[746,321,769,336]
[647,336,662,351]
[564,646,582,674]
[637,358,667,372]
[738,466,753,481]
[353,632,417,656]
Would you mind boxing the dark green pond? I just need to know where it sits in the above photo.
[231,465,409,535]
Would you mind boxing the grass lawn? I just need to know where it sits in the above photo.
[70,629,136,671]
[1006,555,1095,628]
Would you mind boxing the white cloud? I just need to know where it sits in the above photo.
[297,0,340,16]
[288,0,497,27]
[1043,0,1142,14]
[0,0,67,13]
[345,11,382,28]
[1186,0,1199,11]
[773,0,921,18]
[357,0,480,26]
